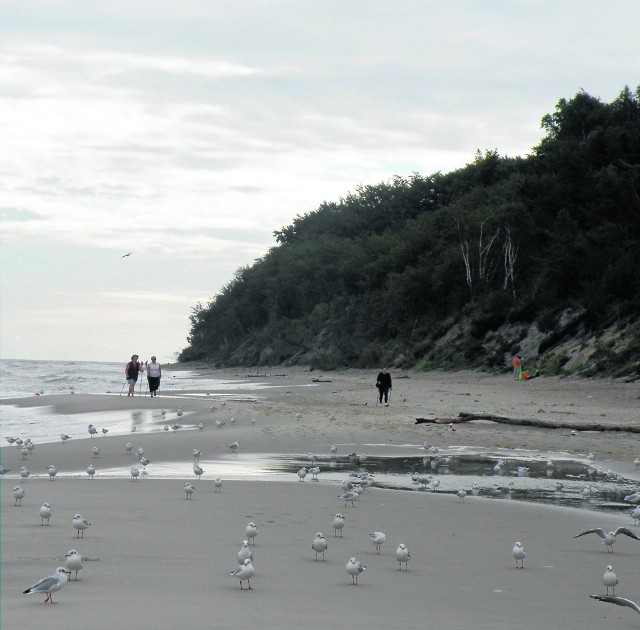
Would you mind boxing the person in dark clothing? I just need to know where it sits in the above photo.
[125,354,143,397]
[376,367,392,406]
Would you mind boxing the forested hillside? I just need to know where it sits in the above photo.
[179,87,640,378]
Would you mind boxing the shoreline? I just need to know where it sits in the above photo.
[3,368,640,628]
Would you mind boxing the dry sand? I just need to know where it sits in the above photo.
[2,368,640,629]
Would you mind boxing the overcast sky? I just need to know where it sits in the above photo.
[1,1,638,363]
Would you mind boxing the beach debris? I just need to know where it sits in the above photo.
[346,557,366,585]
[23,567,70,603]
[574,527,640,552]
[395,543,410,570]
[13,485,25,505]
[312,532,327,561]
[332,513,346,536]
[39,503,52,526]
[230,558,254,590]
[603,565,618,595]
[65,549,84,580]
[184,482,195,499]
[72,514,91,538]
[512,541,526,568]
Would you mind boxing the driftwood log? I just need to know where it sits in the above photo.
[416,412,640,433]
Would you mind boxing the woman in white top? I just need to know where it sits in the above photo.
[146,356,162,397]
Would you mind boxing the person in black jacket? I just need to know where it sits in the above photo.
[125,354,143,397]
[376,367,392,406]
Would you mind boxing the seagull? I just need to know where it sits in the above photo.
[65,549,84,580]
[87,464,96,479]
[20,466,30,482]
[230,558,254,590]
[214,477,223,492]
[13,485,25,505]
[245,522,257,545]
[130,466,140,481]
[88,424,98,437]
[23,567,70,603]
[139,456,150,470]
[574,527,640,552]
[184,482,195,499]
[39,503,52,526]
[346,557,366,585]
[121,252,132,258]
[512,541,526,568]
[635,457,640,470]
[624,492,640,504]
[125,442,133,454]
[332,513,346,536]
[136,447,144,457]
[72,514,91,538]
[237,540,253,564]
[603,565,618,595]
[589,595,640,615]
[101,428,109,436]
[457,488,467,502]
[215,420,225,429]
[395,543,410,570]
[330,444,338,456]
[631,505,640,525]
[91,447,100,458]
[46,464,57,480]
[312,532,328,561]
[297,467,307,482]
[198,422,204,431]
[338,490,360,507]
[192,449,201,461]
[176,407,183,417]
[226,441,240,453]
[369,531,386,554]
[60,434,71,444]
[309,466,320,480]
[431,478,441,492]
[170,423,182,431]
[193,464,204,480]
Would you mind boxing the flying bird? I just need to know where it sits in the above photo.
[590,595,640,615]
[121,252,132,258]
[574,527,640,552]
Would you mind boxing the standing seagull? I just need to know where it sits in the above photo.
[603,565,618,595]
[369,531,386,554]
[184,482,195,499]
[237,540,253,564]
[23,567,70,603]
[226,441,240,453]
[72,514,91,538]
[230,558,255,590]
[39,503,52,526]
[395,543,411,570]
[512,541,526,568]
[332,513,346,536]
[245,522,258,545]
[47,465,57,481]
[65,549,84,580]
[574,527,640,552]
[13,485,25,505]
[312,532,328,561]
[346,557,366,585]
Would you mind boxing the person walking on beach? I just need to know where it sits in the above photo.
[512,355,522,380]
[376,367,392,406]
[125,355,143,397]
[146,356,162,397]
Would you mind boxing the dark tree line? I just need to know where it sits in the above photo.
[180,86,640,375]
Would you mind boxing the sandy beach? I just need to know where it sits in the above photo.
[2,368,640,629]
